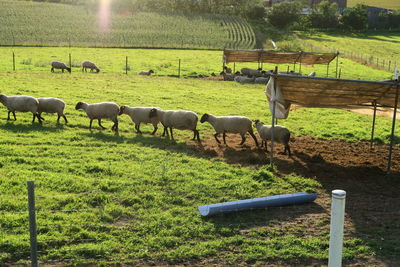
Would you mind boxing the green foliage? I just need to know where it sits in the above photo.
[266,1,302,29]
[340,4,369,31]
[0,1,256,49]
[308,1,339,29]
[378,9,400,29]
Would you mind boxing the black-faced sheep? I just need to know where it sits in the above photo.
[75,101,119,131]
[0,94,42,124]
[36,97,68,124]
[82,61,100,73]
[254,120,291,156]
[119,106,160,135]
[51,61,71,73]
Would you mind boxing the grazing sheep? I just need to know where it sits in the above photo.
[241,67,262,77]
[75,101,119,131]
[149,108,200,141]
[234,75,255,83]
[82,61,100,73]
[254,120,291,156]
[200,113,258,146]
[36,97,67,124]
[223,66,232,74]
[0,94,42,124]
[138,70,154,76]
[51,61,71,73]
[119,106,160,135]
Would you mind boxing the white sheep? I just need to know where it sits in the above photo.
[119,106,160,135]
[234,75,255,83]
[200,113,258,146]
[36,97,67,124]
[0,94,42,124]
[138,70,154,76]
[51,61,71,73]
[254,120,291,156]
[241,67,262,77]
[82,61,100,73]
[149,108,200,141]
[75,101,119,131]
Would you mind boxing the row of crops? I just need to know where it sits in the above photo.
[0,0,256,50]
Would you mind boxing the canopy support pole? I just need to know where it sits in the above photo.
[233,62,236,73]
[335,52,339,78]
[370,100,377,150]
[326,62,330,77]
[387,84,399,174]
[270,67,278,165]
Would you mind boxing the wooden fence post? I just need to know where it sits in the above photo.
[12,52,16,71]
[69,53,72,73]
[178,59,181,78]
[125,56,128,75]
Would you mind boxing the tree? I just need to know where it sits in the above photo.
[308,0,339,29]
[340,4,368,31]
[266,1,302,29]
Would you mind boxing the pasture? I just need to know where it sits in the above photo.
[348,0,400,9]
[0,47,399,265]
[0,0,255,49]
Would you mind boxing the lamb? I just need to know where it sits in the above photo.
[82,61,100,73]
[200,113,258,146]
[241,67,262,77]
[0,94,42,124]
[234,75,255,83]
[119,106,160,135]
[75,101,119,131]
[51,61,71,73]
[36,97,68,124]
[138,70,154,76]
[149,108,200,141]
[253,120,291,156]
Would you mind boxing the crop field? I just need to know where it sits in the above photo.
[0,0,256,50]
[296,31,400,71]
[348,0,400,9]
[0,47,399,265]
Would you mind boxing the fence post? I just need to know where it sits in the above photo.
[27,181,38,267]
[12,52,15,71]
[178,59,181,78]
[389,61,391,71]
[328,189,346,267]
[69,53,72,73]
[125,56,128,75]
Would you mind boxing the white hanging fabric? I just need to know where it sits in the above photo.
[264,76,291,119]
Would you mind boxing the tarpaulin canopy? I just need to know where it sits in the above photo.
[223,50,338,65]
[270,74,399,107]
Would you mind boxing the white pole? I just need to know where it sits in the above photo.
[328,189,346,267]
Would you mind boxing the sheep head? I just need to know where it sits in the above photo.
[149,108,158,118]
[75,102,83,110]
[118,105,127,115]
[253,119,264,128]
[66,67,71,73]
[200,113,209,123]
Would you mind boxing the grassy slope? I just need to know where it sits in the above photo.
[0,0,255,49]
[348,0,400,9]
[0,47,399,265]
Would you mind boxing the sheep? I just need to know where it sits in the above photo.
[119,106,160,135]
[138,70,154,76]
[51,61,71,73]
[36,97,68,124]
[220,71,236,81]
[253,120,291,156]
[75,101,119,131]
[200,113,258,146]
[149,108,200,141]
[234,75,255,83]
[0,94,42,124]
[223,66,232,74]
[82,61,100,73]
[255,76,270,84]
[241,67,262,77]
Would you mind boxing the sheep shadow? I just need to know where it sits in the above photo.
[0,121,66,133]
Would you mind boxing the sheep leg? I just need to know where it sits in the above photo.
[223,131,227,144]
[7,111,11,120]
[136,123,142,134]
[89,119,93,129]
[162,126,168,137]
[63,115,68,124]
[284,145,291,157]
[98,119,106,129]
[239,134,246,145]
[195,129,200,142]
[248,130,259,147]
[169,127,174,140]
[39,113,45,121]
[51,67,54,73]
[112,121,118,132]
[214,133,221,144]
[62,69,64,73]
[151,125,158,135]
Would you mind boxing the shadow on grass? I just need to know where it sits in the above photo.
[0,121,66,132]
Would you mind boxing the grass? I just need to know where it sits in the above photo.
[0,47,399,265]
[348,0,400,9]
[0,0,255,49]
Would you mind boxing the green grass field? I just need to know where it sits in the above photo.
[0,0,255,49]
[348,0,400,9]
[0,47,399,265]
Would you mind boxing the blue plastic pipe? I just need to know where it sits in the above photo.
[198,192,318,216]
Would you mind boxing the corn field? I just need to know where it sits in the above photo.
[0,1,256,50]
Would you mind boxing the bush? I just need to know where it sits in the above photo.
[245,5,266,20]
[308,0,339,29]
[266,1,302,29]
[340,4,368,31]
[378,9,400,29]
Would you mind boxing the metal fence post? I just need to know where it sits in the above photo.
[178,59,181,78]
[69,53,72,74]
[27,181,38,267]
[125,56,128,75]
[13,52,16,71]
[328,190,346,267]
